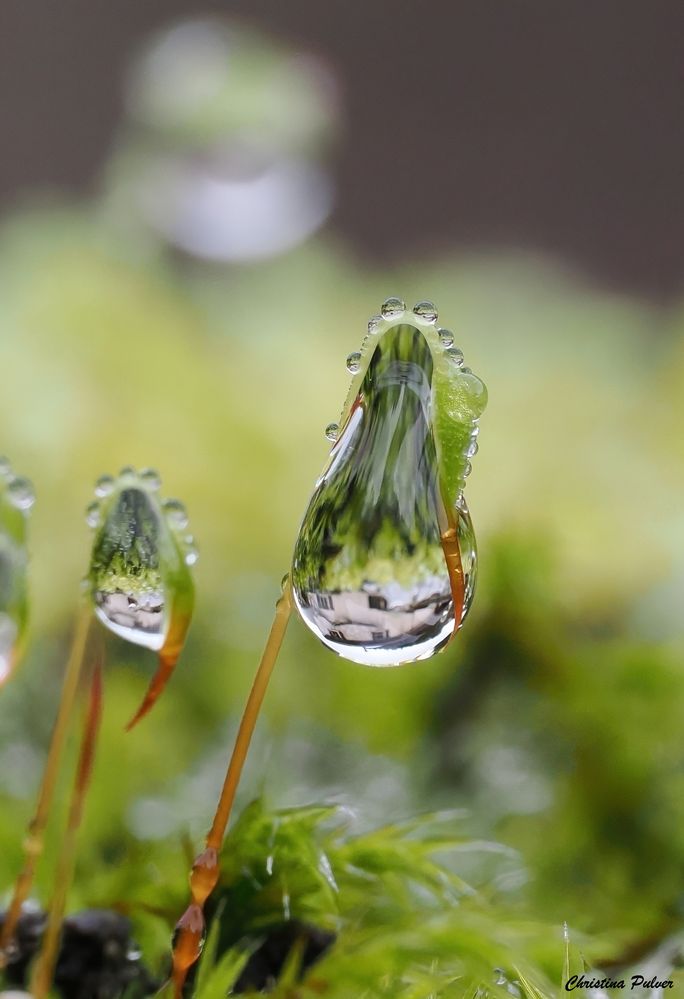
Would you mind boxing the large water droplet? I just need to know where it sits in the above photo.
[325,423,340,442]
[90,488,170,651]
[438,328,454,347]
[292,324,476,666]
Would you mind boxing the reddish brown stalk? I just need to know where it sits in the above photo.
[0,607,93,961]
[170,581,293,997]
[31,661,105,999]
[441,507,466,632]
[125,605,191,731]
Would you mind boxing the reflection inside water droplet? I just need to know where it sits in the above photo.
[90,488,169,651]
[292,324,477,666]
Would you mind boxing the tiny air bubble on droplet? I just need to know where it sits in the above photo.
[94,474,116,498]
[463,460,472,477]
[381,297,405,319]
[7,477,35,511]
[325,423,340,442]
[86,501,101,528]
[438,328,454,347]
[446,346,464,366]
[163,499,189,530]
[346,351,361,373]
[467,439,479,457]
[140,468,162,490]
[413,300,438,322]
[368,314,383,334]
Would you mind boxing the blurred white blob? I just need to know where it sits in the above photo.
[118,18,340,262]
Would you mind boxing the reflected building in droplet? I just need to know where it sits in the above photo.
[292,303,485,668]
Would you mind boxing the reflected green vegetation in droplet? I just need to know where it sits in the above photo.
[88,472,194,653]
[292,324,470,667]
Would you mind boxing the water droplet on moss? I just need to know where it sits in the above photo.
[438,329,454,347]
[381,297,405,319]
[7,478,35,511]
[293,323,476,666]
[163,499,189,530]
[346,352,361,373]
[324,423,339,442]
[413,300,438,322]
[446,346,464,366]
[95,475,116,498]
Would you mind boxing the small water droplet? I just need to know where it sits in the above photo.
[381,297,405,318]
[7,477,35,511]
[461,366,472,374]
[325,423,340,442]
[466,439,479,457]
[185,546,199,566]
[94,474,116,498]
[139,468,162,490]
[368,314,383,334]
[446,346,464,366]
[86,501,101,528]
[346,351,361,374]
[438,328,454,347]
[163,499,189,530]
[413,300,438,322]
[463,460,472,477]
[0,456,11,476]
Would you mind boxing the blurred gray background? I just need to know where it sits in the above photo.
[0,0,682,299]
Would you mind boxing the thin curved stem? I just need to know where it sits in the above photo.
[31,663,104,999]
[170,581,293,997]
[0,605,92,961]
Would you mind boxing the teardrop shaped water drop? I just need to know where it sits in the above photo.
[292,324,475,666]
[90,488,171,650]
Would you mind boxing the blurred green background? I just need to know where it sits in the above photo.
[0,7,683,993]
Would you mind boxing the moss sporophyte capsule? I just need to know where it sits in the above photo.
[291,299,487,666]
